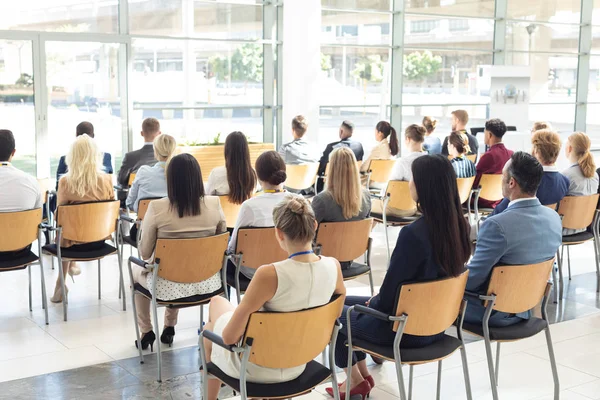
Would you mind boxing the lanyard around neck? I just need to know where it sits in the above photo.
[288,250,314,259]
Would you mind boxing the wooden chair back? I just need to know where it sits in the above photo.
[367,159,397,184]
[235,227,288,269]
[457,176,476,204]
[486,259,555,314]
[478,174,503,202]
[466,154,477,163]
[243,295,344,369]
[128,173,136,187]
[545,203,557,211]
[218,196,243,228]
[557,194,599,230]
[155,233,229,283]
[315,218,372,262]
[385,181,417,211]
[394,271,469,335]
[137,198,160,221]
[285,163,319,190]
[0,209,42,252]
[57,200,120,242]
[37,178,53,203]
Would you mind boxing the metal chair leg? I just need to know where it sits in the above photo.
[97,259,102,300]
[28,266,32,312]
[594,239,600,293]
[557,248,564,300]
[198,305,204,348]
[567,246,571,280]
[495,342,501,386]
[544,326,560,400]
[459,346,473,400]
[368,270,374,296]
[552,259,559,304]
[39,258,49,325]
[394,361,406,400]
[383,222,390,261]
[483,338,499,400]
[408,365,413,400]
[58,256,68,321]
[436,360,442,400]
[152,297,162,382]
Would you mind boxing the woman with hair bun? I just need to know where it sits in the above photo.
[422,116,441,155]
[360,120,399,175]
[203,194,346,397]
[448,131,476,178]
[562,132,599,235]
[228,151,288,277]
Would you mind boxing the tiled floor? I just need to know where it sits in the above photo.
[1,225,600,399]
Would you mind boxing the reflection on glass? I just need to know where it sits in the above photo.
[506,22,579,54]
[322,0,390,11]
[131,108,264,149]
[507,0,581,24]
[45,41,123,173]
[404,15,494,48]
[0,1,118,33]
[0,40,35,175]
[319,46,391,107]
[404,0,495,18]
[588,57,600,102]
[321,10,391,45]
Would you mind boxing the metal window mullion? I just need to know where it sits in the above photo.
[575,0,593,132]
[493,0,507,65]
[263,1,276,145]
[276,2,283,148]
[33,35,49,178]
[391,0,404,152]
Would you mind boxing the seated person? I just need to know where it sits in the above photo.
[531,121,552,134]
[0,129,43,263]
[441,109,479,158]
[359,120,399,175]
[317,120,364,192]
[562,132,599,235]
[313,147,371,224]
[229,151,288,278]
[117,118,161,188]
[126,133,177,239]
[56,121,113,183]
[474,118,513,209]
[132,153,227,349]
[465,152,562,327]
[371,124,426,218]
[203,194,345,396]
[448,131,476,178]
[205,131,257,202]
[492,129,569,215]
[326,154,471,399]
[277,115,319,165]
[422,116,441,155]
[52,135,115,303]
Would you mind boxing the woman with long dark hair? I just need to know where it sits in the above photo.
[131,153,227,351]
[326,154,471,400]
[206,131,257,204]
[360,121,399,175]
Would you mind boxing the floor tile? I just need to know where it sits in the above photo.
[568,378,600,399]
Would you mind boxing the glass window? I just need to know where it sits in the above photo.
[322,0,391,11]
[507,0,581,24]
[0,0,118,33]
[129,0,263,40]
[322,10,391,45]
[506,22,580,54]
[0,40,36,176]
[588,56,600,102]
[404,16,494,50]
[404,0,495,18]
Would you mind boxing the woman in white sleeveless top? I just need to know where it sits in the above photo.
[203,195,346,399]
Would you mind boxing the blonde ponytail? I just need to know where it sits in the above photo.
[569,132,596,178]
[154,133,177,168]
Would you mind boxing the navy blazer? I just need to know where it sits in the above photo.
[466,198,562,326]
[317,138,364,177]
[492,171,570,215]
[55,153,113,189]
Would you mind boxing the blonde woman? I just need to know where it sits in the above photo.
[312,147,371,224]
[52,134,115,303]
[532,121,552,133]
[562,132,599,235]
[126,133,177,212]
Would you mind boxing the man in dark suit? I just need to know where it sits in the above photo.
[117,118,161,187]
[316,120,364,192]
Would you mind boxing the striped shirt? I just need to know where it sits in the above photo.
[451,156,476,178]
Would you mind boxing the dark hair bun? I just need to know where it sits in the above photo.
[269,170,287,186]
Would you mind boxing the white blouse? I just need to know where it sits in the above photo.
[206,166,230,195]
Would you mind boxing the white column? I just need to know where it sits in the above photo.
[282,0,321,146]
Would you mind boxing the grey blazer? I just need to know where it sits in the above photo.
[117,144,157,186]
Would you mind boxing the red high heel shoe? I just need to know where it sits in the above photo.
[336,375,375,393]
[326,379,371,400]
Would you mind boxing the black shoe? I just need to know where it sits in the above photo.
[135,330,156,352]
[161,326,175,347]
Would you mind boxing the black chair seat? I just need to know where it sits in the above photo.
[370,212,418,225]
[226,266,251,293]
[351,334,461,364]
[562,231,594,244]
[122,235,137,248]
[463,317,548,341]
[134,283,223,308]
[206,360,331,399]
[0,251,38,271]
[342,262,371,280]
[42,243,117,260]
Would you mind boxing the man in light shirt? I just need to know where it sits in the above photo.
[0,129,42,212]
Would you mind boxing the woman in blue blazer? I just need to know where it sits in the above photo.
[327,155,472,400]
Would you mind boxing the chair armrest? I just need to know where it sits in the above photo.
[353,305,391,322]
[120,215,136,224]
[464,290,495,301]
[39,222,57,232]
[202,330,236,352]
[128,256,149,268]
[370,193,384,200]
